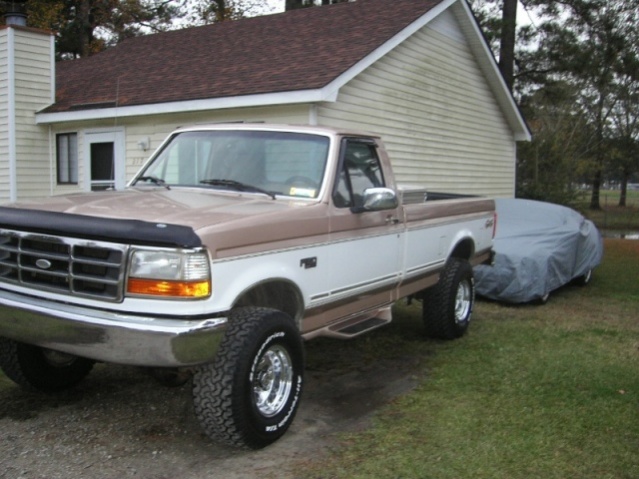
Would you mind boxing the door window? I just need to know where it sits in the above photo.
[85,130,124,192]
[333,140,385,208]
[90,142,115,191]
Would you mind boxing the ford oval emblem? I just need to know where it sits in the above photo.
[35,259,52,270]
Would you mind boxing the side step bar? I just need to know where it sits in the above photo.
[338,316,388,336]
[303,306,393,340]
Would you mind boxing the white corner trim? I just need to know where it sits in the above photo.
[35,88,334,125]
[48,126,54,196]
[7,28,17,203]
[50,35,56,104]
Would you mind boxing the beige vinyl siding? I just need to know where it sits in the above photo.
[317,9,516,198]
[0,30,10,203]
[50,104,311,195]
[13,29,53,200]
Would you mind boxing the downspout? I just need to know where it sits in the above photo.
[8,27,17,203]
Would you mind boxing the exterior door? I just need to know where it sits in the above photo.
[327,138,403,318]
[85,130,125,191]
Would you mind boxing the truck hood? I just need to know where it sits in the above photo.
[10,188,304,232]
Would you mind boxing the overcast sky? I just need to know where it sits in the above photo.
[263,1,285,14]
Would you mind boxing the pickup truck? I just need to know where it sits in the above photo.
[0,124,495,449]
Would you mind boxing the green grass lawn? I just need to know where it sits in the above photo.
[303,239,639,479]
[1,206,636,478]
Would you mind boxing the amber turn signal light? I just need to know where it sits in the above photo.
[127,278,211,298]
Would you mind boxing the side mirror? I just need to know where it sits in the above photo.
[352,188,399,213]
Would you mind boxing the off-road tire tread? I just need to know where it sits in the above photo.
[0,338,31,389]
[0,338,94,392]
[192,307,303,449]
[422,258,474,340]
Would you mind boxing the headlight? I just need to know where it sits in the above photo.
[126,249,211,299]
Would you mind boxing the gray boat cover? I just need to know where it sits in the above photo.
[474,199,603,303]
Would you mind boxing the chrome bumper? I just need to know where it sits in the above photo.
[0,290,227,367]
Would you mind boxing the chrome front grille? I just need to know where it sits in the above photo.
[0,230,129,302]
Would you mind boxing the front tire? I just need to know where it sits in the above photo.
[0,338,95,392]
[422,258,475,340]
[192,307,304,449]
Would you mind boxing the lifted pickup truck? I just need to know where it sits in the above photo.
[0,124,495,449]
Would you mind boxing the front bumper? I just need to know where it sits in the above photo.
[0,290,227,367]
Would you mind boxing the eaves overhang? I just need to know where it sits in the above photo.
[35,87,340,125]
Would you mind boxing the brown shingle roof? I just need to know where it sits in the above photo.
[45,0,444,113]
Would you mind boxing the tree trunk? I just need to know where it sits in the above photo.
[78,0,92,58]
[619,168,629,207]
[589,94,607,211]
[285,0,307,10]
[589,169,602,210]
[498,0,517,92]
[212,0,231,21]
[286,0,349,9]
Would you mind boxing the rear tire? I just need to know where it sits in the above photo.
[422,258,475,340]
[537,292,550,304]
[0,338,95,392]
[573,268,593,286]
[192,307,304,449]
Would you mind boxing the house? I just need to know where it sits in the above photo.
[0,0,530,204]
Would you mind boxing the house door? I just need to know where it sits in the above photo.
[85,131,125,191]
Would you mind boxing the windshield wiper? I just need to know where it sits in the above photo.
[200,179,276,200]
[137,175,171,190]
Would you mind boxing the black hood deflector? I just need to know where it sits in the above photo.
[0,207,202,248]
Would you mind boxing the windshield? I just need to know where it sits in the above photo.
[135,130,330,199]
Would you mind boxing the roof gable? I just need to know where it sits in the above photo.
[45,0,443,114]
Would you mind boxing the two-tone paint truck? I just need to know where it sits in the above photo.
[0,124,495,448]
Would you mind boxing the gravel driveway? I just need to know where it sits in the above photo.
[1,335,423,479]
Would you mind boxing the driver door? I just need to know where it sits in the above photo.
[326,138,403,319]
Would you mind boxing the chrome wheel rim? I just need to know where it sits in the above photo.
[454,280,472,324]
[252,345,293,417]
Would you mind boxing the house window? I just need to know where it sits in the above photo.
[57,133,78,184]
